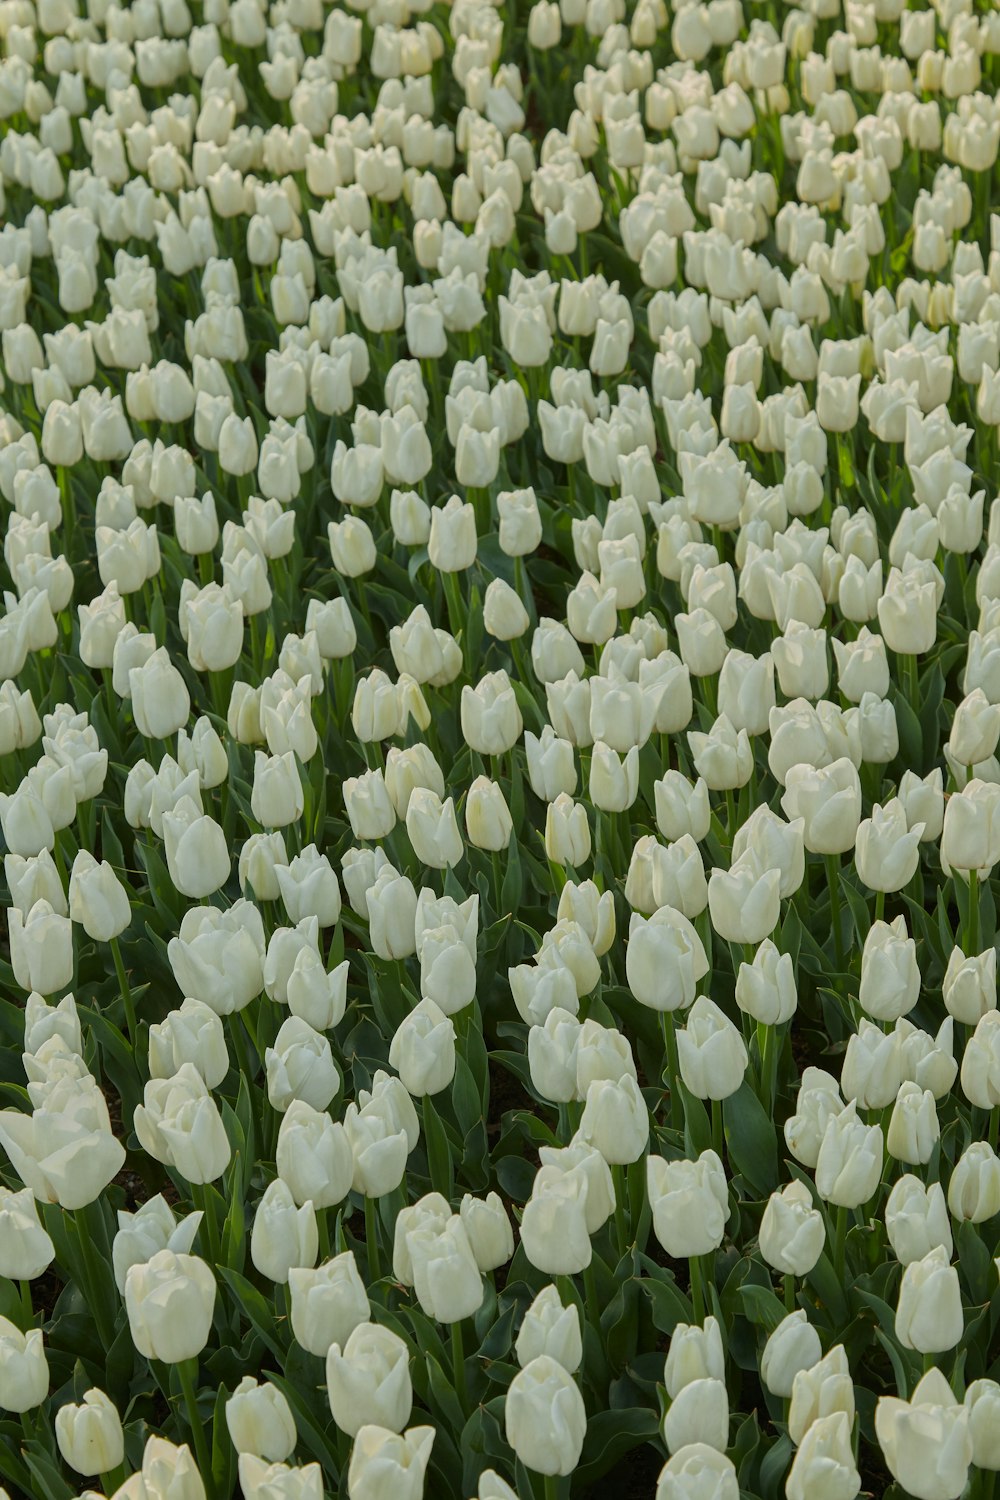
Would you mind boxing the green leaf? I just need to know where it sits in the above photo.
[576,1406,660,1487]
[723,1080,778,1194]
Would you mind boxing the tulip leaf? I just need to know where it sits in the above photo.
[575,1405,660,1487]
[723,1081,778,1194]
[637,1259,692,1333]
[758,1433,792,1500]
[218,1268,286,1362]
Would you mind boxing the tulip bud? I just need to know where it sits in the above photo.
[459,1192,514,1272]
[758,1180,825,1277]
[654,1446,739,1499]
[515,1285,582,1373]
[815,1102,882,1208]
[965,1379,1000,1471]
[887,1081,939,1165]
[676,996,748,1101]
[388,999,456,1097]
[942,946,997,1026]
[465,776,513,850]
[0,1317,48,1413]
[226,1376,297,1461]
[327,1323,413,1437]
[859,917,919,1023]
[761,1310,822,1398]
[786,1411,861,1500]
[627,907,709,1012]
[648,1149,729,1259]
[662,1377,729,1456]
[125,1249,216,1363]
[346,1424,435,1500]
[0,1186,54,1281]
[895,1245,964,1355]
[886,1176,953,1266]
[947,1141,1000,1223]
[251,1178,319,1284]
[505,1355,587,1477]
[289,1251,371,1358]
[960,1011,1000,1108]
[788,1343,855,1445]
[875,1369,972,1500]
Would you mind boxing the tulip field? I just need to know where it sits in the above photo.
[7,0,1000,1497]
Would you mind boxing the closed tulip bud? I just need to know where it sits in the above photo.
[162,802,230,899]
[781,758,862,855]
[886,1176,953,1266]
[758,1180,825,1276]
[328,516,376,578]
[786,1410,860,1500]
[505,1355,586,1478]
[240,1454,324,1500]
[688,714,753,792]
[648,1149,729,1259]
[428,496,477,572]
[788,1343,855,1446]
[461,671,522,756]
[662,1376,729,1456]
[655,1445,739,1500]
[55,1388,124,1477]
[816,1102,882,1208]
[949,689,1000,769]
[875,1369,972,1500]
[961,1011,1000,1108]
[654,771,711,844]
[887,1082,939,1165]
[347,1424,435,1500]
[134,1064,232,1184]
[761,1310,822,1398]
[516,1285,582,1373]
[965,1380,1000,1471]
[9,900,73,996]
[125,1248,216,1363]
[855,800,924,893]
[344,770,396,842]
[409,1213,484,1323]
[168,900,265,1017]
[676,996,748,1101]
[895,1246,964,1354]
[366,869,418,962]
[520,1167,592,1276]
[406,789,464,870]
[0,1317,48,1413]
[0,1187,54,1281]
[276,1101,352,1210]
[289,1252,370,1358]
[708,852,781,946]
[327,1323,412,1437]
[465,776,513,850]
[943,946,997,1026]
[859,917,919,1023]
[149,998,229,1089]
[111,1195,203,1296]
[544,794,591,867]
[736,940,797,1026]
[842,1019,903,1111]
[460,1192,514,1271]
[664,1316,725,1398]
[265,1017,340,1114]
[67,851,130,942]
[252,750,304,829]
[129,648,191,741]
[947,1141,1000,1223]
[627,907,708,1012]
[389,998,456,1097]
[251,1178,318,1285]
[226,1377,297,1462]
[579,1073,649,1164]
[483,578,530,640]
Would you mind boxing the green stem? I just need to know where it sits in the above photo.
[825,854,845,973]
[364,1195,382,1285]
[101,1467,127,1497]
[660,1009,682,1129]
[711,1097,724,1162]
[611,1164,628,1257]
[582,1260,601,1331]
[690,1254,705,1323]
[193,1182,222,1269]
[110,936,137,1047]
[833,1204,848,1283]
[966,867,980,956]
[874,889,885,925]
[784,1273,796,1313]
[75,1204,115,1347]
[177,1357,212,1489]
[451,1319,467,1411]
